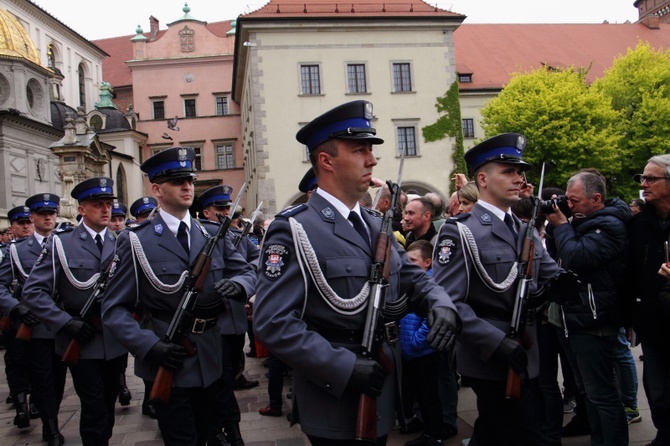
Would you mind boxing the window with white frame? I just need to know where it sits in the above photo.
[216,144,235,169]
[462,118,475,138]
[347,64,367,93]
[215,96,229,116]
[392,62,412,92]
[192,147,202,171]
[397,126,417,156]
[300,64,321,95]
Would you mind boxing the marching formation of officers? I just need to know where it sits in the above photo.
[1,99,668,446]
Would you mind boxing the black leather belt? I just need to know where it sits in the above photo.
[311,326,364,344]
[149,310,217,334]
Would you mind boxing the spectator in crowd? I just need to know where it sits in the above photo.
[545,170,630,446]
[629,198,644,215]
[447,192,460,217]
[425,192,447,231]
[403,197,438,245]
[457,182,478,214]
[629,154,670,446]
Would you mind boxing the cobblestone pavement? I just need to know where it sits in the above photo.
[0,342,656,445]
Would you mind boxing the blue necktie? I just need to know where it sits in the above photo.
[348,211,370,247]
[504,213,518,244]
[177,222,189,255]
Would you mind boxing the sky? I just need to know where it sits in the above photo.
[33,0,640,41]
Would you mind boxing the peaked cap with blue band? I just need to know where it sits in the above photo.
[8,206,31,222]
[199,185,233,208]
[296,100,384,152]
[298,168,317,194]
[130,196,157,218]
[26,193,60,213]
[112,202,128,217]
[464,132,531,173]
[140,146,197,183]
[70,177,116,202]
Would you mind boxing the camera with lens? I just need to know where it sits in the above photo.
[539,195,571,217]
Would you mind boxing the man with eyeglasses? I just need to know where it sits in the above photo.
[22,178,127,446]
[101,147,256,445]
[628,154,670,446]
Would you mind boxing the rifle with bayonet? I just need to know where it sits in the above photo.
[149,183,247,403]
[61,254,118,365]
[233,201,262,248]
[505,163,545,399]
[355,153,405,443]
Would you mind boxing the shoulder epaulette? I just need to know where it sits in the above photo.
[199,218,221,227]
[126,220,151,231]
[11,236,29,244]
[275,203,308,220]
[361,206,382,219]
[445,213,471,224]
[54,226,75,234]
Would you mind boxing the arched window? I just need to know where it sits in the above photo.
[90,115,103,131]
[78,63,86,107]
[47,44,56,68]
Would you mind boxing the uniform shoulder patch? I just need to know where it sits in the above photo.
[126,220,151,231]
[276,204,308,220]
[262,243,290,280]
[436,235,458,266]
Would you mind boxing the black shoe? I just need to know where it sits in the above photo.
[29,398,40,419]
[224,423,244,446]
[442,424,458,440]
[405,434,443,446]
[208,432,231,446]
[142,400,157,419]
[118,385,132,406]
[5,393,12,405]
[13,392,30,429]
[400,417,423,435]
[234,375,259,390]
[561,415,590,437]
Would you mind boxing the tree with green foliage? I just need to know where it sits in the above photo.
[480,67,624,196]
[592,41,670,194]
[422,80,467,193]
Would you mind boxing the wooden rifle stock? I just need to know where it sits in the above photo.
[0,314,11,331]
[62,339,82,366]
[15,323,32,341]
[149,366,174,403]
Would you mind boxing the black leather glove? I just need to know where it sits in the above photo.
[347,357,385,397]
[493,337,528,374]
[548,270,582,305]
[60,318,96,344]
[10,303,40,326]
[426,307,460,352]
[214,279,245,302]
[146,340,188,371]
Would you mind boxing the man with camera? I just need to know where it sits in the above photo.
[545,170,631,446]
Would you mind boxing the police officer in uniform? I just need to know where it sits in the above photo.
[432,133,561,446]
[0,205,37,430]
[22,178,128,446]
[253,100,460,445]
[0,195,68,444]
[130,196,158,224]
[109,202,127,233]
[101,147,256,446]
[197,184,259,446]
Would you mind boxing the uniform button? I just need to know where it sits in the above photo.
[496,256,501,261]
[325,383,331,389]
[346,266,352,273]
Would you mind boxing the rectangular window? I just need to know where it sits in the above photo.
[153,101,165,120]
[347,64,367,93]
[392,63,412,92]
[184,98,196,117]
[216,144,235,169]
[462,118,475,138]
[193,147,202,171]
[300,65,321,95]
[215,96,229,116]
[398,127,417,156]
[459,74,473,83]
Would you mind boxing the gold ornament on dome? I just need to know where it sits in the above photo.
[0,8,41,65]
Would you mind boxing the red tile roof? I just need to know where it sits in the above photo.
[93,21,233,88]
[454,23,670,90]
[242,0,464,18]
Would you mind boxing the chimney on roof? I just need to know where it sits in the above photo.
[149,16,160,41]
[641,14,661,29]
